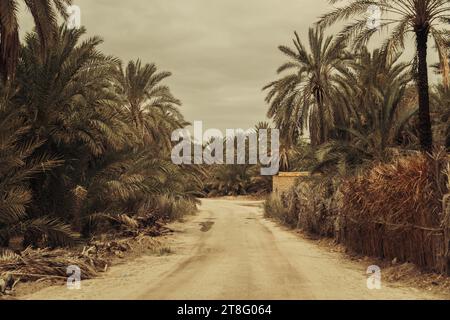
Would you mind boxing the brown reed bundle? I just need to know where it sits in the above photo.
[340,150,449,273]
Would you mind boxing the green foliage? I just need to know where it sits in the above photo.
[263,194,288,222]
[431,84,450,149]
[206,164,273,197]
[0,25,201,249]
[0,89,77,247]
[312,49,420,175]
[264,27,352,147]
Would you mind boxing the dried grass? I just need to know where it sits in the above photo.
[339,151,449,273]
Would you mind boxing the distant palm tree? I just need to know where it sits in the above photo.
[318,0,450,152]
[0,0,72,82]
[345,48,416,153]
[433,37,450,88]
[264,27,352,146]
[431,84,450,148]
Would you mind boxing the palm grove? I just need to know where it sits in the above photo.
[265,0,449,174]
[0,0,202,248]
[0,0,449,250]
[262,0,450,274]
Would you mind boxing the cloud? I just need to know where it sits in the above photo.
[18,0,438,133]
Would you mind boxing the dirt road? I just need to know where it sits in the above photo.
[25,199,448,300]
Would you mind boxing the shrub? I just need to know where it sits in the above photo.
[154,195,198,222]
[263,194,288,222]
[264,176,339,235]
[286,176,338,237]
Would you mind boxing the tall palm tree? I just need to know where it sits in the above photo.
[17,26,125,155]
[264,27,352,146]
[114,60,186,152]
[0,0,72,82]
[16,26,128,220]
[318,0,450,152]
[14,26,200,237]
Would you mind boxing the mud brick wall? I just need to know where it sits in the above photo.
[273,172,309,195]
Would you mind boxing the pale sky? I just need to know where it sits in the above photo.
[18,0,437,133]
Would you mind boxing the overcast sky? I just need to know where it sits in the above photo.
[18,0,434,133]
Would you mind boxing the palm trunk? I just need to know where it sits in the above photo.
[0,27,19,83]
[315,90,326,145]
[415,27,433,153]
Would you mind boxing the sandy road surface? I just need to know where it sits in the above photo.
[25,199,448,300]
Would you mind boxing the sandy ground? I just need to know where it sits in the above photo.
[24,199,449,300]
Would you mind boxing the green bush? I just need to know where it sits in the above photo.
[154,195,198,222]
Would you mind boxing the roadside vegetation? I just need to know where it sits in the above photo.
[0,0,449,294]
[264,0,450,275]
[0,1,202,293]
[204,123,273,196]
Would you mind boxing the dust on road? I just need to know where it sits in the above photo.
[24,199,448,300]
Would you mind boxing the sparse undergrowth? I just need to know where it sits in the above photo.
[0,231,176,298]
[0,196,197,298]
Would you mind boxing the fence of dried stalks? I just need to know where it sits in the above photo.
[338,152,449,274]
[273,151,450,274]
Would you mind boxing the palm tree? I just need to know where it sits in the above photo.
[207,165,254,196]
[16,26,129,220]
[431,84,450,148]
[318,0,450,152]
[13,26,201,238]
[0,89,77,248]
[114,60,186,152]
[264,27,352,146]
[0,0,72,82]
[433,37,450,89]
[313,48,419,174]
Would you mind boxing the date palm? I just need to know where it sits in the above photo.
[114,60,186,152]
[264,27,352,146]
[0,89,77,247]
[313,48,418,174]
[318,0,450,152]
[16,26,130,220]
[0,0,72,82]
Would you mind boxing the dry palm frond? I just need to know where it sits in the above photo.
[0,247,99,281]
[90,213,140,231]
